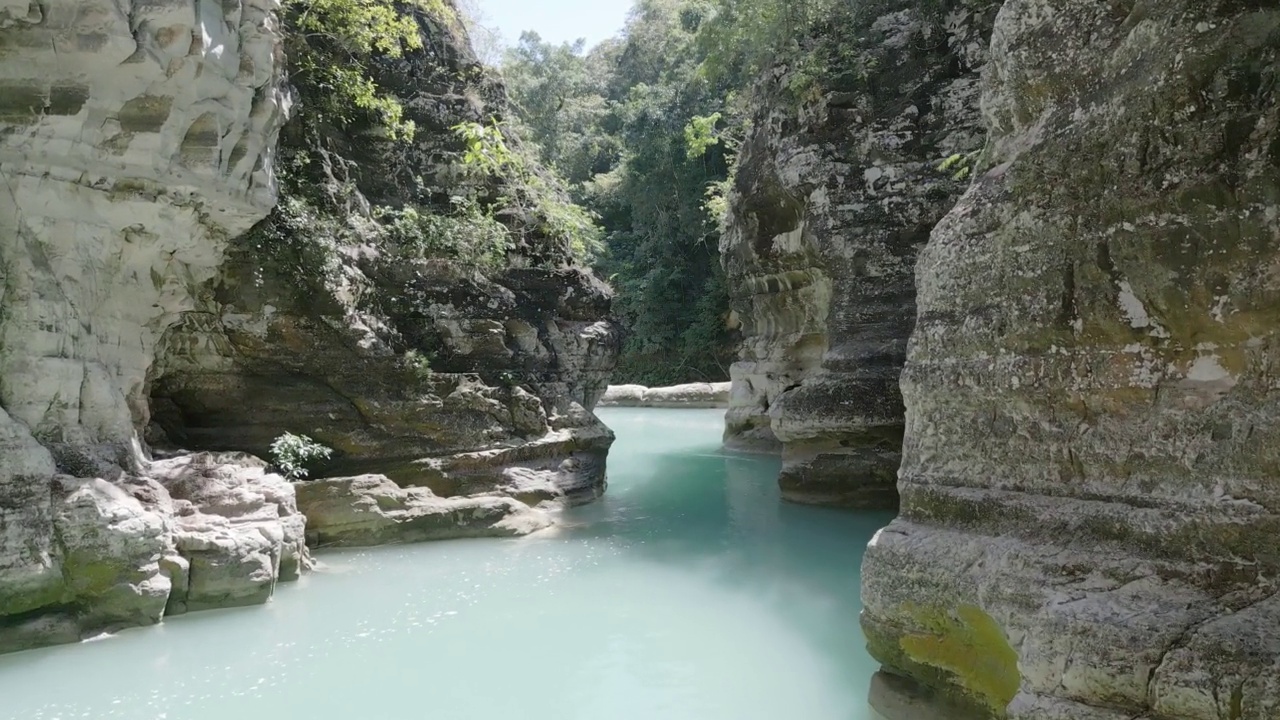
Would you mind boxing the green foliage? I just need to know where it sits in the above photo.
[939,152,976,181]
[703,175,733,231]
[378,202,513,269]
[455,120,520,176]
[270,433,334,481]
[453,121,604,263]
[529,176,606,262]
[281,0,454,140]
[499,0,767,384]
[684,112,723,159]
[402,349,435,381]
[501,34,618,184]
[690,0,839,87]
[258,0,605,329]
[249,193,345,288]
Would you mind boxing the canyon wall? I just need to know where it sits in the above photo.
[0,0,301,652]
[145,5,618,511]
[721,0,998,507]
[0,0,617,653]
[862,1,1280,719]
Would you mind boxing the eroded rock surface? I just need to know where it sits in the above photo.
[862,2,1280,718]
[296,475,552,548]
[150,453,308,615]
[601,383,731,408]
[0,0,295,651]
[148,5,619,510]
[721,0,998,506]
[0,449,309,654]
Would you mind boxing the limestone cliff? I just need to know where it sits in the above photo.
[0,0,617,653]
[862,2,1280,719]
[147,4,619,515]
[0,0,300,651]
[721,0,998,507]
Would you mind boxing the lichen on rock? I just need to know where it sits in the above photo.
[861,1,1280,717]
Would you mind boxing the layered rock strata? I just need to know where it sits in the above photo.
[721,0,998,506]
[0,0,296,650]
[295,475,552,548]
[0,0,617,656]
[150,261,618,505]
[148,4,619,510]
[862,2,1280,718]
[601,383,731,408]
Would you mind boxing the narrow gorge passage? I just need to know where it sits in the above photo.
[0,409,892,720]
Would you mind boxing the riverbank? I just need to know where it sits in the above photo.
[0,408,890,720]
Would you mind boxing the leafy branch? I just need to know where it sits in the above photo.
[283,0,458,141]
[453,120,604,263]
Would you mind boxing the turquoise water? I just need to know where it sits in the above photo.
[0,408,892,720]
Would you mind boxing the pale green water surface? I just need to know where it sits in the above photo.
[0,408,892,720]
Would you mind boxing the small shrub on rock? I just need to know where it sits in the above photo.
[270,433,334,481]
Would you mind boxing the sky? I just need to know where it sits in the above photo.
[470,0,634,51]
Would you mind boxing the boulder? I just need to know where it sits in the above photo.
[149,453,309,614]
[295,475,552,548]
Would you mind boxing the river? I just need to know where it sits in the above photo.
[0,408,892,720]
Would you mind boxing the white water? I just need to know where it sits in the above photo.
[0,408,891,720]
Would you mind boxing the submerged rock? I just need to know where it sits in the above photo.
[721,0,999,506]
[296,475,552,548]
[861,1,1280,718]
[601,383,731,408]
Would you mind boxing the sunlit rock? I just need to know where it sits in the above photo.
[862,1,1280,717]
[296,474,553,548]
[601,382,731,408]
[721,0,999,507]
[0,0,290,650]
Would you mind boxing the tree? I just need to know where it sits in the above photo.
[498,0,852,385]
[500,1,746,384]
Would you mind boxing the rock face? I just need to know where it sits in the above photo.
[147,5,619,510]
[721,0,998,506]
[295,475,552,548]
[0,0,298,651]
[148,453,308,615]
[862,2,1280,719]
[601,383,731,408]
[0,0,616,655]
